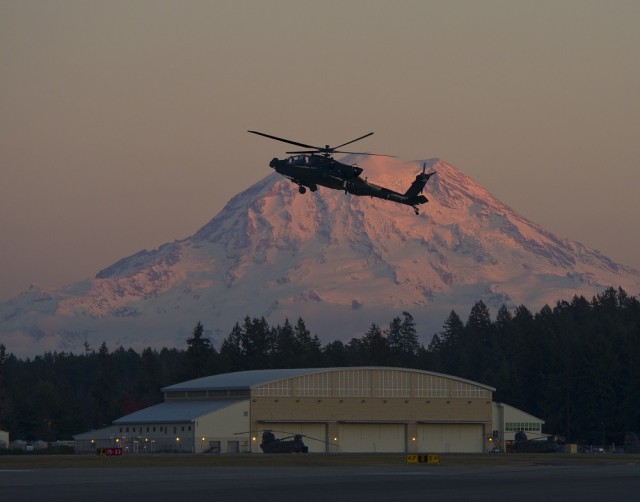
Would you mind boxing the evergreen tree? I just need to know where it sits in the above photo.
[158,347,183,386]
[485,304,514,393]
[184,321,217,379]
[360,323,391,366]
[430,310,465,374]
[91,342,116,427]
[138,348,163,406]
[0,345,13,430]
[219,317,273,371]
[490,305,515,403]
[293,318,323,367]
[240,317,273,370]
[345,337,367,366]
[387,311,419,367]
[272,319,298,368]
[219,322,244,372]
[322,340,348,367]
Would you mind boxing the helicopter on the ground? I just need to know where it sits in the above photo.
[510,431,563,453]
[248,130,435,215]
[234,429,331,453]
[259,430,309,453]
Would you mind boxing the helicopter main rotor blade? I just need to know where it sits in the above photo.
[248,130,321,151]
[333,132,374,150]
[334,150,396,157]
[286,149,396,158]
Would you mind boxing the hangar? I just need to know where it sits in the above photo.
[75,367,498,454]
[492,402,545,451]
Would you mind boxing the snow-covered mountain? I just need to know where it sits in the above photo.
[3,156,640,357]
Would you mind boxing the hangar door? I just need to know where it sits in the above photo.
[262,423,327,453]
[417,424,483,453]
[338,423,406,453]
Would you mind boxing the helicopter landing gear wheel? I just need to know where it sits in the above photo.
[298,186,307,194]
[413,206,420,215]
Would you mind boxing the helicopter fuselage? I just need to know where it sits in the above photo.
[269,154,361,191]
[269,154,430,213]
[248,130,433,214]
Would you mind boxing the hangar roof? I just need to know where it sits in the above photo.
[162,367,495,393]
[113,400,239,424]
[163,368,322,392]
[494,402,545,423]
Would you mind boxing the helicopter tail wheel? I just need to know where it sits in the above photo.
[413,206,420,215]
[298,186,307,194]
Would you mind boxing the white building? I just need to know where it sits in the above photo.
[492,402,546,451]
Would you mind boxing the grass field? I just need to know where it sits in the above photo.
[2,453,639,469]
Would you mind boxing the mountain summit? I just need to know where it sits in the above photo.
[3,157,639,356]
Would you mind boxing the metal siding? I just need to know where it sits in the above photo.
[417,424,483,453]
[195,401,250,453]
[338,423,406,453]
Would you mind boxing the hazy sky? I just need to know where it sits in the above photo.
[1,0,639,302]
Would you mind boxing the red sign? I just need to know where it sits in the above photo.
[97,447,123,456]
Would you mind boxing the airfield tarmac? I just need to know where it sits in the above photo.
[1,454,639,502]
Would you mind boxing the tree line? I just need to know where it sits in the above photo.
[0,287,638,446]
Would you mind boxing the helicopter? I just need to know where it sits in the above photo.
[248,130,436,215]
[234,429,332,453]
[259,430,309,453]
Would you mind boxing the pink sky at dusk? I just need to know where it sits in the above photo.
[1,0,639,302]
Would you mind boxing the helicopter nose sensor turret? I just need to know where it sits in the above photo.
[269,158,279,168]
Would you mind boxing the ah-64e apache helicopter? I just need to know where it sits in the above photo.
[248,130,435,215]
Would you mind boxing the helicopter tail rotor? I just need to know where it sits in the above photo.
[419,162,436,193]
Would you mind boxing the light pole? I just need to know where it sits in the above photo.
[602,422,605,452]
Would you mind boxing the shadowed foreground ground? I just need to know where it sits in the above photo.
[2,454,640,502]
[1,452,639,469]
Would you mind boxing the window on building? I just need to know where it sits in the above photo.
[415,374,448,398]
[294,373,331,397]
[335,369,371,397]
[375,370,411,398]
[505,422,542,432]
[253,381,291,397]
